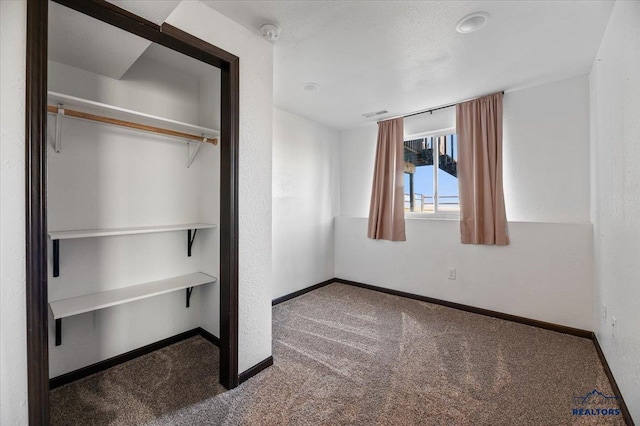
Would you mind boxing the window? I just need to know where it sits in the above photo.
[403,130,459,216]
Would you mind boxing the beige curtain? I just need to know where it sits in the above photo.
[368,117,406,241]
[456,92,509,245]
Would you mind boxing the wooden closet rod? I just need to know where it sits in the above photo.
[47,105,218,145]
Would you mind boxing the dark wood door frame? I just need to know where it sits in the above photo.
[26,1,240,423]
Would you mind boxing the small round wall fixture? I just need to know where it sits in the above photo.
[456,12,490,34]
[260,23,281,41]
[301,83,320,93]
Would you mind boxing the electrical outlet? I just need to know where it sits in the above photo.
[603,304,607,320]
[612,316,617,339]
[448,268,456,280]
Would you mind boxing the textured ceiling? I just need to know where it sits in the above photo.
[203,0,614,129]
[49,0,614,129]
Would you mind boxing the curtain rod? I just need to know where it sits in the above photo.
[379,90,505,123]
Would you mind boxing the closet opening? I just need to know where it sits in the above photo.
[25,1,240,423]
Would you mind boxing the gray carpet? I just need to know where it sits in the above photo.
[51,283,624,425]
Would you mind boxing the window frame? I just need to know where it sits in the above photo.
[404,127,460,220]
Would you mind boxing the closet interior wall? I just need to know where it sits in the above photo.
[47,49,221,377]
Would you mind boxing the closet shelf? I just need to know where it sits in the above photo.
[47,91,220,146]
[49,223,216,278]
[50,272,216,319]
[50,272,217,345]
[49,223,217,240]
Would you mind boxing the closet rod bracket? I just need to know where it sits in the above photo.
[186,287,194,308]
[187,229,197,257]
[187,137,206,168]
[55,104,64,153]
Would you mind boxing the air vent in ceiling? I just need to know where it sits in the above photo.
[362,110,388,118]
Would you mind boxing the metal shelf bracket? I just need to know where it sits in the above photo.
[55,104,64,153]
[187,229,197,257]
[53,239,60,277]
[55,319,62,346]
[186,287,194,308]
[187,137,206,168]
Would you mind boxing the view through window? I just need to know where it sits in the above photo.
[403,132,459,215]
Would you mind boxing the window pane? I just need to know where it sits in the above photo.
[404,172,411,211]
[403,137,434,212]
[404,170,434,212]
[416,164,434,212]
[404,134,458,214]
[437,134,459,211]
[404,167,434,212]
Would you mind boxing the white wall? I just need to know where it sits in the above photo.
[335,217,593,330]
[590,0,640,421]
[47,59,220,377]
[339,123,378,218]
[166,1,273,373]
[199,71,222,130]
[49,58,207,127]
[198,141,222,339]
[272,108,339,299]
[337,75,593,330]
[503,76,590,223]
[0,1,28,424]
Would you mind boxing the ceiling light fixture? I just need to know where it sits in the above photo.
[456,12,490,34]
[260,23,281,41]
[301,83,320,93]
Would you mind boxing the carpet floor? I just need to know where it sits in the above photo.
[50,283,624,425]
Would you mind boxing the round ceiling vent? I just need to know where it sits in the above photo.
[456,12,490,34]
[260,23,281,41]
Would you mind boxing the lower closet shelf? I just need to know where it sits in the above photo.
[49,272,217,346]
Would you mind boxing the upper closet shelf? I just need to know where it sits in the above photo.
[47,92,219,159]
[49,223,217,240]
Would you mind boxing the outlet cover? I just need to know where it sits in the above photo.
[448,268,456,280]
